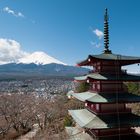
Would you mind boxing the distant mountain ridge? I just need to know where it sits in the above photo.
[0,63,89,79]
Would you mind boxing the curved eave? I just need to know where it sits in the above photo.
[77,54,140,66]
[76,59,91,67]
[69,109,140,129]
[68,91,140,103]
[76,55,100,66]
[74,73,140,82]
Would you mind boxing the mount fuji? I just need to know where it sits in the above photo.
[18,51,66,65]
[0,51,89,79]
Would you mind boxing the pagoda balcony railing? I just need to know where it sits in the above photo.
[88,70,127,75]
[100,69,127,75]
[87,128,135,137]
[86,106,131,115]
[99,108,132,115]
[89,88,125,93]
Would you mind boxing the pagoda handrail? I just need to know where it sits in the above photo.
[86,107,131,115]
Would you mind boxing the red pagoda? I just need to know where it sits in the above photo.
[67,9,140,140]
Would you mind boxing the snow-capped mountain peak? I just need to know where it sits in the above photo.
[18,51,66,65]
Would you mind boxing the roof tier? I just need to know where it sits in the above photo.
[67,91,140,103]
[69,109,140,129]
[77,53,140,66]
[75,73,140,82]
[66,127,93,140]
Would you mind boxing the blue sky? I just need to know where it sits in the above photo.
[0,0,140,66]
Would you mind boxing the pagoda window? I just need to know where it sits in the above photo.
[96,104,100,111]
[92,84,96,90]
[97,84,100,90]
[97,62,100,65]
[90,104,96,110]
[97,66,101,71]
[89,83,93,90]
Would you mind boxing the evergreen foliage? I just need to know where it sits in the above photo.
[125,82,140,116]
[63,115,73,127]
[125,82,140,95]
[75,82,89,93]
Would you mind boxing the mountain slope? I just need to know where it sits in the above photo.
[0,63,89,79]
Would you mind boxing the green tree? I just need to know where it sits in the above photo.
[125,82,140,95]
[63,115,73,127]
[75,82,89,93]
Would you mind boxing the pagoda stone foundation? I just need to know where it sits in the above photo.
[67,9,140,140]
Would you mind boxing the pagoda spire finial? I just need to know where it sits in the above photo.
[104,8,112,53]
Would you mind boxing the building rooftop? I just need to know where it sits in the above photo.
[77,53,140,66]
[69,109,140,129]
[68,91,140,103]
[65,127,93,140]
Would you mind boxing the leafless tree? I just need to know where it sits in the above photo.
[0,93,36,138]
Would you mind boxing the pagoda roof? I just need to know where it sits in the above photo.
[65,127,93,140]
[69,109,140,129]
[75,73,140,81]
[68,91,140,103]
[77,53,140,66]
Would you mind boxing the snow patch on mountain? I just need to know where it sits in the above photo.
[18,52,66,65]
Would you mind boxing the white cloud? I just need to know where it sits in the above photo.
[3,7,24,18]
[90,41,102,48]
[0,38,27,64]
[0,38,65,65]
[93,29,103,39]
[122,64,140,74]
[17,12,24,18]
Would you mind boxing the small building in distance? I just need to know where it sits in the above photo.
[67,8,140,140]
